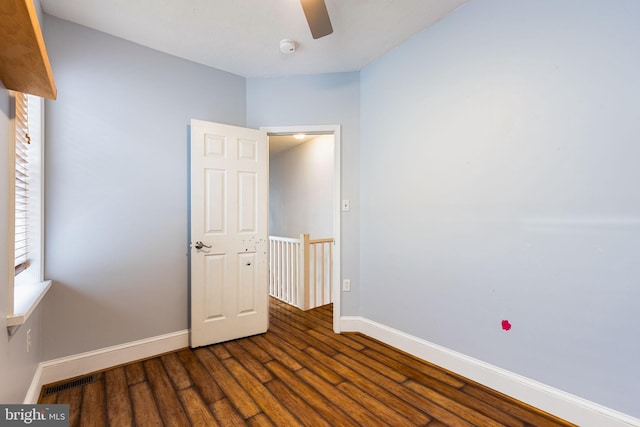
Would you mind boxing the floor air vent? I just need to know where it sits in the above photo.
[43,374,98,396]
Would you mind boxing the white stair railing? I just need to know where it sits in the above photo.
[304,234,334,310]
[269,234,334,310]
[269,236,301,307]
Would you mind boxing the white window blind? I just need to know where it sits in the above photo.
[14,92,30,276]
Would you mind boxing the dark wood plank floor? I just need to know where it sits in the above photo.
[40,298,575,426]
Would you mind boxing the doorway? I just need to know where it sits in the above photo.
[263,125,342,333]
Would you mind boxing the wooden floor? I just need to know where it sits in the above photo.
[40,298,575,426]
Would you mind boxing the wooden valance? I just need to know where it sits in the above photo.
[0,0,57,100]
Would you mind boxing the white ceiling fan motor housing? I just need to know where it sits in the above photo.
[280,39,296,54]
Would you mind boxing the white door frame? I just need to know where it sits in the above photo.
[262,125,342,333]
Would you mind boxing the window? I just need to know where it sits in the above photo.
[12,92,43,286]
[14,92,30,276]
[7,91,50,334]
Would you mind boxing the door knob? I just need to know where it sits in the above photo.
[194,241,212,250]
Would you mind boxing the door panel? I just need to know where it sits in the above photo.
[238,252,257,314]
[205,169,226,233]
[204,254,225,319]
[238,172,257,232]
[190,119,268,347]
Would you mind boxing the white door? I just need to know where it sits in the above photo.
[190,119,269,348]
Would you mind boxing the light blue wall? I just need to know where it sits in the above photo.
[247,73,361,314]
[42,16,246,359]
[360,0,640,417]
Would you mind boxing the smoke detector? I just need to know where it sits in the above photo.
[280,39,296,54]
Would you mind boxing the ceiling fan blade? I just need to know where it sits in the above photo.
[300,0,333,39]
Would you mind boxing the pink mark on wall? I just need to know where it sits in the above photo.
[501,320,512,331]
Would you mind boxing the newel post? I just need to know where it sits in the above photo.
[298,233,310,310]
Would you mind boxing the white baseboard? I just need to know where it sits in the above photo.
[24,329,189,404]
[340,316,640,427]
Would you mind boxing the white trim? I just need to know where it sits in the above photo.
[340,316,640,427]
[261,125,342,333]
[24,329,189,404]
[7,280,51,328]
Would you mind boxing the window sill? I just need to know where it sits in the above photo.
[7,280,52,336]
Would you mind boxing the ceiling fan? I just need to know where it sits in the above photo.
[300,0,333,39]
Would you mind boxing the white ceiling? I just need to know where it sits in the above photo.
[39,0,468,78]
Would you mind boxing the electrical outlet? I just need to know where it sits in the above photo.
[26,329,32,353]
[342,279,351,292]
